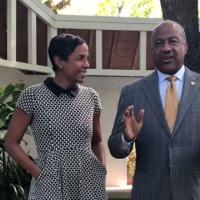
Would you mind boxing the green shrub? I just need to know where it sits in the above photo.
[0,82,32,200]
[0,82,25,130]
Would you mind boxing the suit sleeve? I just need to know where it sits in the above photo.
[108,86,133,158]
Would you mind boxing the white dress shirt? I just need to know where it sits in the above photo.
[157,65,185,109]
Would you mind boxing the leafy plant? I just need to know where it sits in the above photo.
[0,83,32,200]
[0,133,32,200]
[0,82,25,130]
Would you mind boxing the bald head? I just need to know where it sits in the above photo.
[151,20,188,75]
[152,20,186,44]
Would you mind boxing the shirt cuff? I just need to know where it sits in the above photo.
[121,134,135,145]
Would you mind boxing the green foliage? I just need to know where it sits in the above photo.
[96,0,162,17]
[129,0,161,17]
[39,0,200,18]
[0,82,31,199]
[0,82,25,130]
[40,0,71,13]
[96,0,127,16]
[0,131,32,200]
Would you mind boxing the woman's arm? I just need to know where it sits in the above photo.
[91,113,106,167]
[4,108,41,178]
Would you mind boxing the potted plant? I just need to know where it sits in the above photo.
[0,82,32,200]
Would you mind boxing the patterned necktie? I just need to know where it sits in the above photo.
[165,76,178,133]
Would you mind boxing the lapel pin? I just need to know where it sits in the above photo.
[190,81,195,86]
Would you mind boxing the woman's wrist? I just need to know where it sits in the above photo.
[36,171,43,179]
[29,165,42,178]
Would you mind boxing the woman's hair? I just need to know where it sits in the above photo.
[48,33,86,72]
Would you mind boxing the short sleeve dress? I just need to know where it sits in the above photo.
[16,78,107,200]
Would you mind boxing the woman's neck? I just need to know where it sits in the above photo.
[53,75,75,90]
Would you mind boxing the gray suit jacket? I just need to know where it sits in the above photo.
[108,68,200,200]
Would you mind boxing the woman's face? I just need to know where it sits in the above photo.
[58,43,90,84]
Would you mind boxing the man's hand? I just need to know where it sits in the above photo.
[123,105,144,142]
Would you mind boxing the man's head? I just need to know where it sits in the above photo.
[151,20,188,75]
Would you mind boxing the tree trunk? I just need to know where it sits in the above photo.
[160,0,200,73]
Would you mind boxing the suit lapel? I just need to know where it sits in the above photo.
[173,68,199,134]
[141,71,171,135]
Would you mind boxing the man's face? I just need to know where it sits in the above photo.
[151,22,188,75]
[59,43,90,84]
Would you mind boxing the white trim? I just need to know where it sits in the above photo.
[0,60,154,77]
[139,32,147,70]
[28,10,37,64]
[7,0,16,61]
[96,30,102,70]
[55,15,162,24]
[18,0,55,27]
[87,69,153,77]
[106,185,131,192]
[47,26,57,67]
[106,185,131,198]
[0,59,52,74]
[55,15,162,31]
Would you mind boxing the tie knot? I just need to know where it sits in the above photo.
[166,76,176,83]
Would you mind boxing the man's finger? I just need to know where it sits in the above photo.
[136,109,145,122]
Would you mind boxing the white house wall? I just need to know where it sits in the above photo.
[84,76,141,186]
[0,67,25,85]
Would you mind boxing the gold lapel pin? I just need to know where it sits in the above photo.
[190,81,195,85]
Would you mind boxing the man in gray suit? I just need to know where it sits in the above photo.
[108,20,200,200]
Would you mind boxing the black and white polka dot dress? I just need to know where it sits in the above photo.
[16,78,107,200]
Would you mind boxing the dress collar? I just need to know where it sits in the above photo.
[44,77,79,97]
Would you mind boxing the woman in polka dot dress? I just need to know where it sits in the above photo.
[5,34,107,199]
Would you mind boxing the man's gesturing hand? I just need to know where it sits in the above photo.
[123,105,144,142]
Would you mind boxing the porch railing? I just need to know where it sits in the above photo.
[0,0,164,76]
